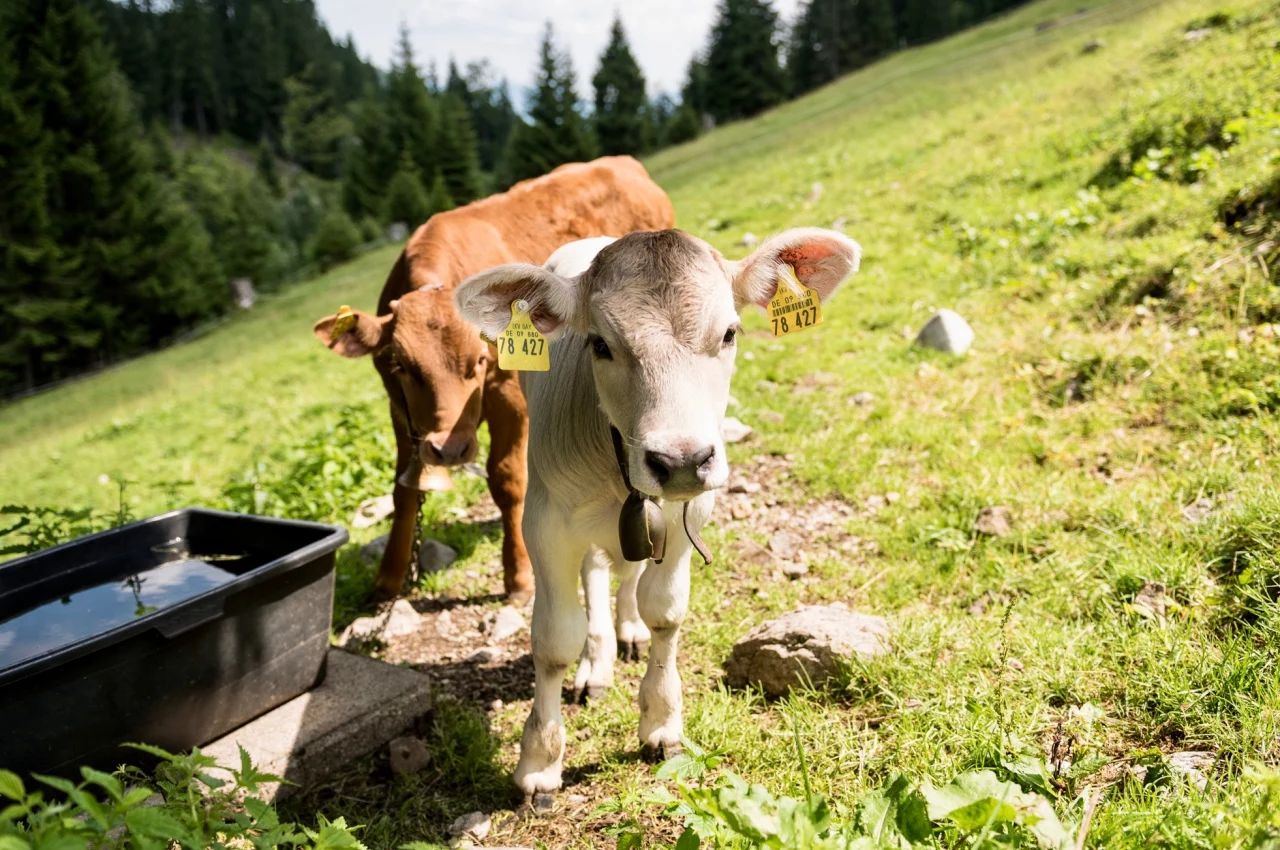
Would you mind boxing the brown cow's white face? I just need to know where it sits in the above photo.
[455,228,861,501]
[313,287,491,488]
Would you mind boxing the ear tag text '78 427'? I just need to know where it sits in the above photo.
[497,300,550,371]
[768,266,822,337]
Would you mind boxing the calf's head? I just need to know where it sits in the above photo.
[456,228,860,501]
[314,288,490,488]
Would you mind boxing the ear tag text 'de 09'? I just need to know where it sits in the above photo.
[497,300,550,371]
[332,304,356,336]
[768,266,822,337]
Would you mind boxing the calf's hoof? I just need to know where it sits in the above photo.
[520,792,556,815]
[574,684,608,705]
[618,639,649,662]
[640,740,683,764]
[505,586,534,607]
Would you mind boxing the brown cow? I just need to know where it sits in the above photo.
[314,156,675,602]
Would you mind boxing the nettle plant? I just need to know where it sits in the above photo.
[0,744,365,850]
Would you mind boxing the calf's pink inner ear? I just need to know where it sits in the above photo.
[734,229,861,308]
[312,310,392,358]
[455,264,577,340]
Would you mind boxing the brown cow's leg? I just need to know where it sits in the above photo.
[374,413,418,602]
[485,377,534,603]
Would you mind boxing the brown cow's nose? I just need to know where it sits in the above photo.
[426,436,472,465]
[645,444,716,486]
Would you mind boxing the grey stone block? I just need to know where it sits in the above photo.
[203,649,431,800]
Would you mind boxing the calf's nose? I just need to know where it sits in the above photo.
[644,443,716,487]
[425,435,473,465]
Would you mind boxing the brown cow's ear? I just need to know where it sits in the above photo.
[313,309,394,357]
[729,227,861,309]
[455,264,578,340]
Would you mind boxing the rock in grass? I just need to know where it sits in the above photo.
[339,599,423,646]
[448,811,491,842]
[388,735,430,775]
[1167,751,1214,791]
[725,605,891,697]
[359,534,389,564]
[722,417,753,443]
[483,605,526,642]
[914,309,975,354]
[974,506,1013,537]
[418,538,458,574]
[351,494,394,529]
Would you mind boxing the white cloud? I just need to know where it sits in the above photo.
[315,0,801,103]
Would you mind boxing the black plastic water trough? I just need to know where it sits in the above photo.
[0,508,347,776]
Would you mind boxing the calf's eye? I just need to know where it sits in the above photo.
[589,335,613,360]
[722,327,738,347]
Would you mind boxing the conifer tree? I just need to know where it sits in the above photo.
[282,62,352,179]
[386,23,438,183]
[385,154,429,226]
[502,23,595,185]
[435,93,484,205]
[0,0,219,392]
[787,0,896,95]
[592,15,647,155]
[341,94,397,221]
[427,172,455,216]
[703,0,786,123]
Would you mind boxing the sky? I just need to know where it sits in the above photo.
[314,0,802,103]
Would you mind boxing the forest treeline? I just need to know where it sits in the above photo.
[0,0,1027,396]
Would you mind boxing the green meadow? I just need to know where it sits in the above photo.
[3,0,1280,844]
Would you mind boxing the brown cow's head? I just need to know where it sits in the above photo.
[314,287,491,490]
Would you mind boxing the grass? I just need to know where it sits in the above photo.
[4,0,1280,845]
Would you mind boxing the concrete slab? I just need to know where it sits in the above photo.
[203,648,431,800]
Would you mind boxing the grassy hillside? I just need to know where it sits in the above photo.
[4,0,1280,844]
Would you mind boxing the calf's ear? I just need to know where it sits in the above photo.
[455,264,578,339]
[730,227,861,309]
[313,308,393,357]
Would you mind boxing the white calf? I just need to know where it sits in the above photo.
[456,227,860,799]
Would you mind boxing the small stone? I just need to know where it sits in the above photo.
[914,309,975,354]
[725,605,891,697]
[1132,581,1168,621]
[351,494,394,529]
[1183,27,1211,42]
[484,605,526,642]
[974,506,1013,537]
[722,417,753,443]
[865,494,888,512]
[448,811,491,841]
[1167,751,1214,791]
[1182,497,1215,524]
[780,561,809,580]
[566,793,589,806]
[488,699,504,712]
[1006,657,1024,672]
[359,534,389,564]
[418,539,458,574]
[852,391,875,406]
[468,646,499,663]
[728,478,762,495]
[768,530,803,558]
[388,735,430,775]
[831,216,848,232]
[738,232,759,247]
[339,599,423,646]
[885,491,901,503]
[758,410,784,425]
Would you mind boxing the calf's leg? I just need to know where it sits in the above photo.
[484,378,535,602]
[514,523,587,797]
[614,559,650,661]
[374,413,419,601]
[573,546,616,702]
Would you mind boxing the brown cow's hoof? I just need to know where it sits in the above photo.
[369,584,400,604]
[505,586,534,607]
[640,740,683,764]
[618,639,648,662]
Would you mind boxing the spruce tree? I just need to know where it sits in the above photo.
[0,0,219,392]
[386,23,438,183]
[703,0,786,123]
[502,23,595,185]
[427,172,456,216]
[281,62,352,179]
[436,94,484,205]
[592,15,647,155]
[342,94,397,221]
[385,154,429,226]
[788,0,896,95]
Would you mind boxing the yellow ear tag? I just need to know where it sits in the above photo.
[768,267,822,337]
[497,300,550,371]
[332,304,356,336]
